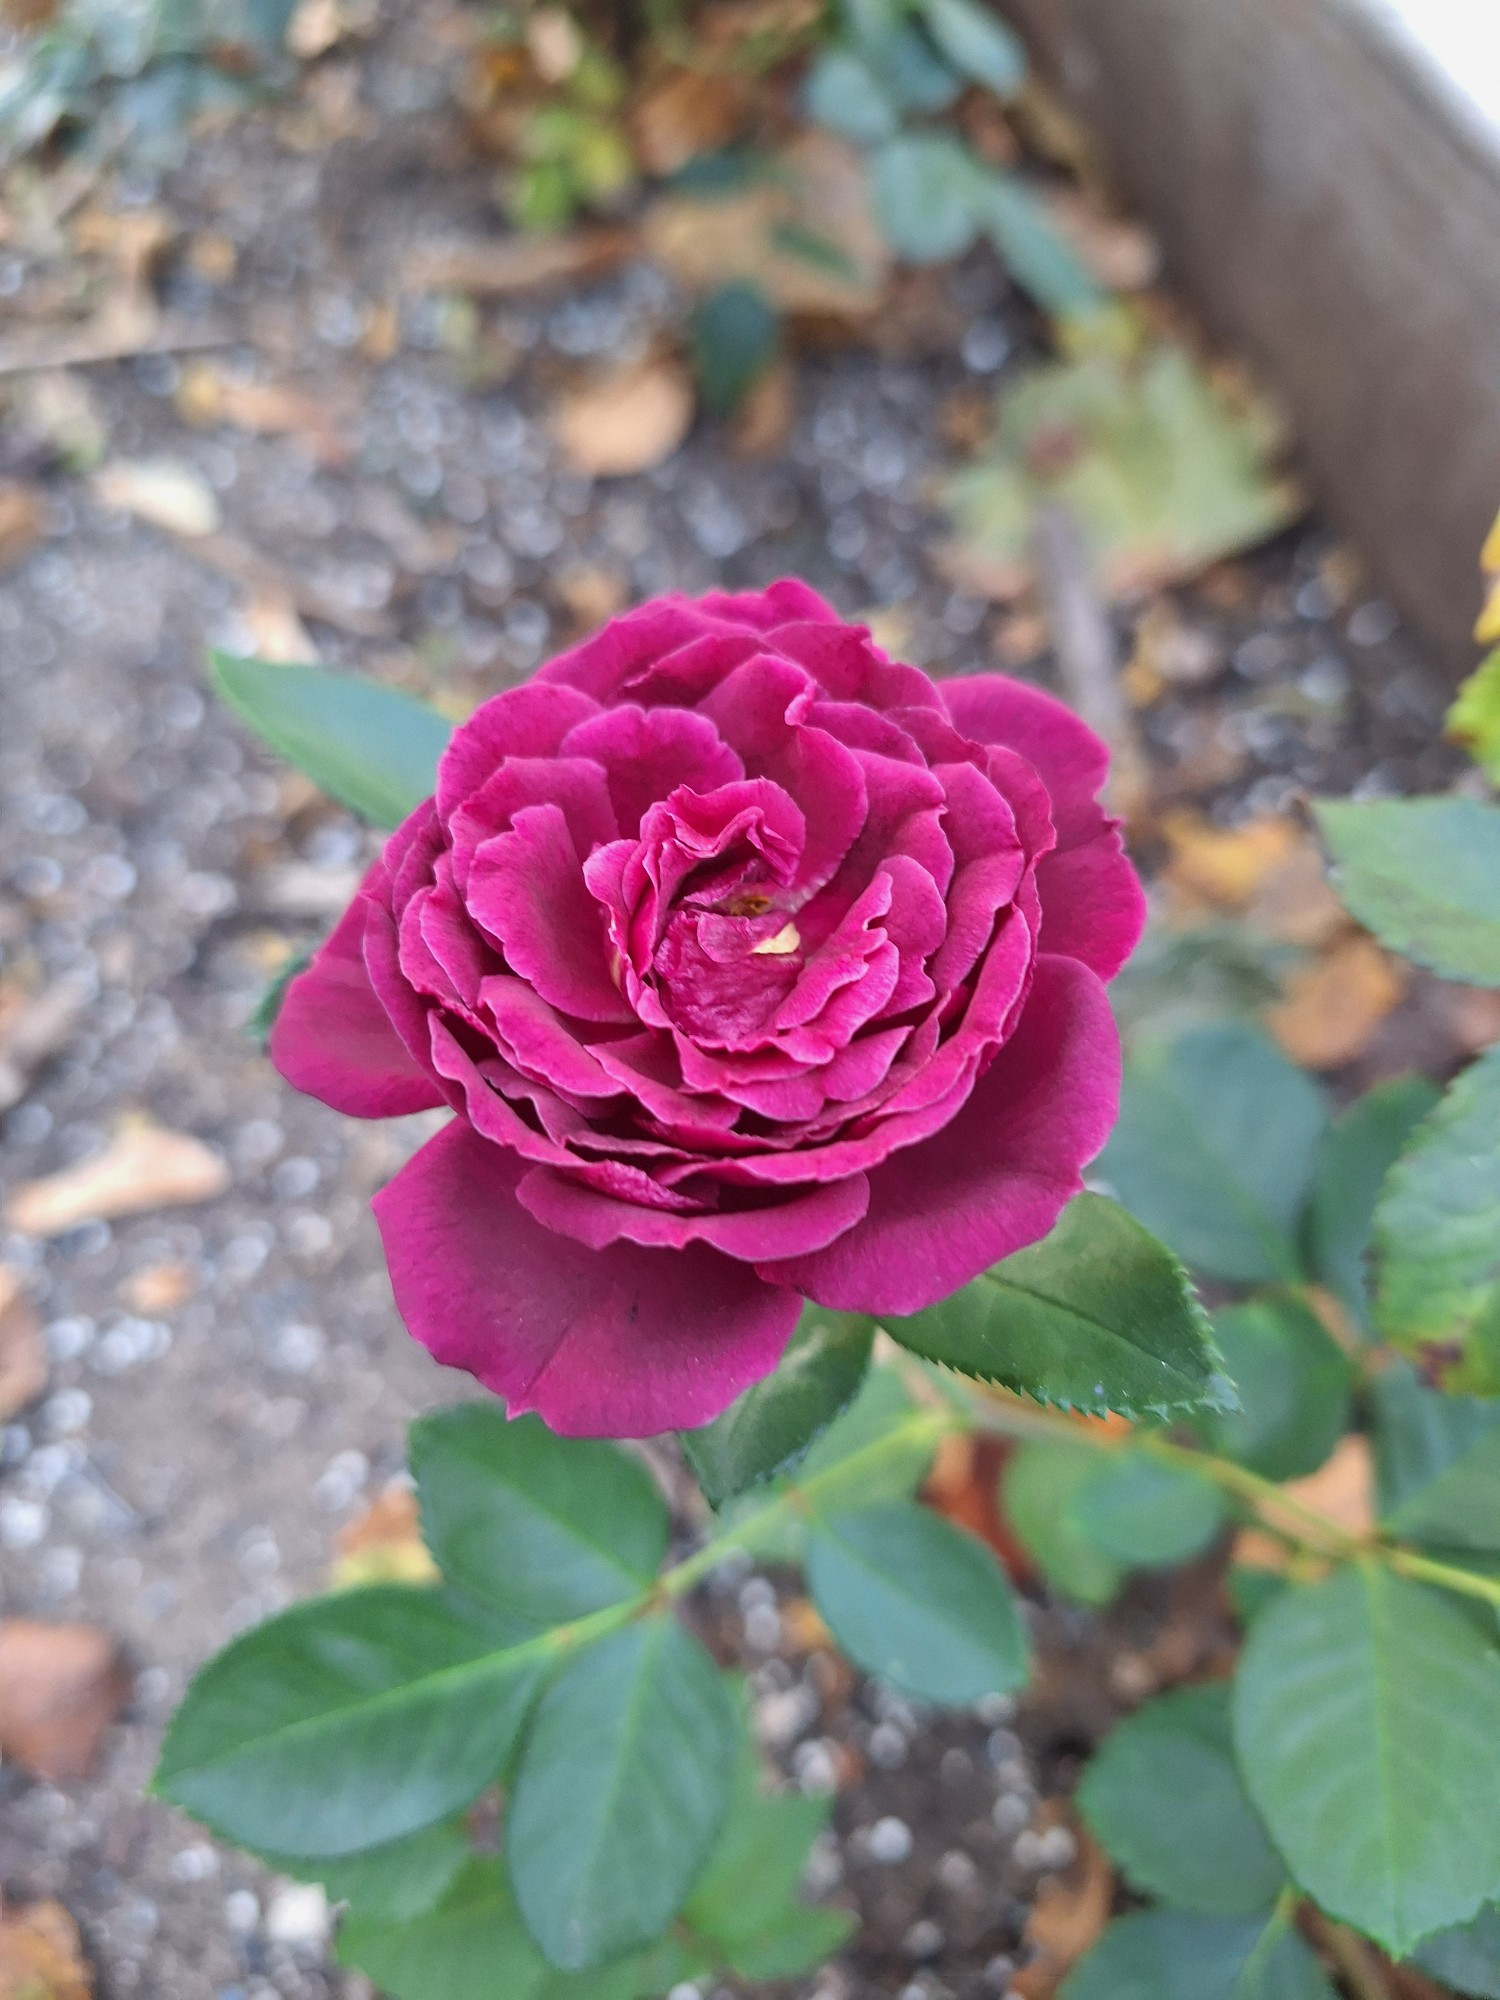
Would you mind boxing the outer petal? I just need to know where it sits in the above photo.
[271,887,444,1117]
[516,1162,869,1258]
[373,1122,801,1436]
[940,673,1108,840]
[1036,835,1147,981]
[760,953,1120,1313]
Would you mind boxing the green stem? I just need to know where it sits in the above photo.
[1385,1544,1500,1611]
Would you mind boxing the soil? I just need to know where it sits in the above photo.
[0,6,1467,1997]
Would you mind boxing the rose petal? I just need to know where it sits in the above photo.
[467,803,633,1023]
[517,1161,869,1258]
[941,674,1108,842]
[436,682,599,821]
[760,953,1120,1312]
[373,1121,801,1435]
[560,704,743,837]
[271,888,443,1117]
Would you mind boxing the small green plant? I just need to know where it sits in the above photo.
[0,0,299,168]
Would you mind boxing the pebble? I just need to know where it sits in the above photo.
[264,1882,330,1948]
[867,1815,915,1864]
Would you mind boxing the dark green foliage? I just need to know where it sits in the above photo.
[888,1193,1229,1420]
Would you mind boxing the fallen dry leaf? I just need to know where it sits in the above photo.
[287,0,345,57]
[0,968,91,1111]
[1265,935,1407,1068]
[175,363,347,465]
[1283,1434,1376,1540]
[551,358,693,477]
[1014,1815,1114,1998]
[7,1118,230,1236]
[332,1482,438,1589]
[403,228,635,298]
[778,1595,834,1655]
[632,66,744,176]
[1440,983,1500,1056]
[0,481,46,573]
[0,1267,46,1422]
[731,358,796,458]
[240,593,319,664]
[643,131,888,317]
[923,1431,1032,1583]
[118,1260,195,1315]
[555,563,630,634]
[1044,188,1160,291]
[0,1897,92,2000]
[0,1622,129,1782]
[93,457,220,538]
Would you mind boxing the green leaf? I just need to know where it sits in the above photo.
[1415,1903,1500,1998]
[870,133,981,263]
[680,1306,875,1507]
[940,331,1303,606]
[507,1617,737,1970]
[803,47,900,143]
[1233,1564,1500,1955]
[1099,1023,1327,1284]
[916,0,1027,96]
[211,653,451,829]
[153,1586,545,1857]
[1227,1566,1289,1629]
[247,942,314,1046]
[805,1498,1029,1704]
[1061,1910,1336,2000]
[1302,1075,1442,1332]
[265,1820,470,1923]
[1077,1683,1285,1916]
[1068,1452,1227,1568]
[410,1406,667,1627]
[690,280,778,416]
[685,1745,834,1945]
[887,1193,1228,1420]
[791,1363,933,1508]
[336,1857,644,2000]
[1447,648,1500,788]
[1315,797,1500,987]
[854,16,962,112]
[728,1905,856,1980]
[1002,1438,1128,1607]
[978,170,1109,323]
[1375,1047,1500,1387]
[1197,1298,1353,1483]
[1373,1364,1500,1552]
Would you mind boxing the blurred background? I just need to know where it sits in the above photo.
[0,2,1495,1995]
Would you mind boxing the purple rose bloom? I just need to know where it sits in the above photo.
[272,583,1145,1436]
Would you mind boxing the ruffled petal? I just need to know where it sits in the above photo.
[941,674,1109,842]
[467,803,633,1024]
[759,953,1120,1313]
[516,1161,869,1258]
[271,886,444,1117]
[373,1122,801,1435]
[436,682,599,821]
[1036,834,1147,981]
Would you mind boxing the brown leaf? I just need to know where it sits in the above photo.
[0,1267,46,1423]
[731,359,796,458]
[1265,936,1407,1069]
[0,1898,92,2000]
[1043,189,1160,292]
[0,482,46,573]
[1160,810,1305,914]
[551,359,693,477]
[93,457,220,538]
[922,1431,1032,1583]
[642,132,888,317]
[403,229,635,298]
[0,1623,129,1783]
[1014,1815,1115,1998]
[0,969,91,1111]
[175,363,347,465]
[555,564,630,635]
[1282,1434,1376,1539]
[117,1260,195,1314]
[632,67,744,177]
[7,1117,230,1236]
[331,1483,438,1590]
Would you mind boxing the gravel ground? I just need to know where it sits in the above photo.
[0,11,1465,1996]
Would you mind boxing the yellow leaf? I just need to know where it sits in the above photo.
[7,1118,229,1236]
[1476,576,1500,645]
[1264,936,1406,1070]
[1446,647,1500,784]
